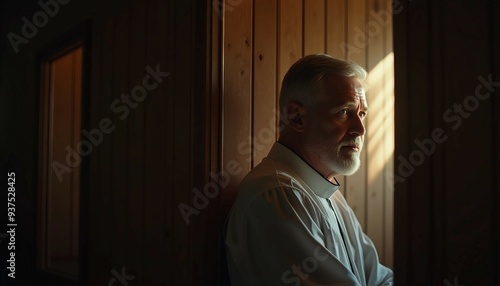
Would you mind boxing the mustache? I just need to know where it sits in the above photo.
[339,138,363,149]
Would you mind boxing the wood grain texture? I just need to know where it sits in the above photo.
[278,0,303,96]
[304,0,326,55]
[365,0,386,261]
[326,0,346,58]
[216,0,395,269]
[253,0,278,167]
[221,0,253,205]
[3,0,403,284]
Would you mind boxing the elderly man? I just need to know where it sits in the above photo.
[225,54,393,285]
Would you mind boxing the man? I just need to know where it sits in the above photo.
[225,54,394,285]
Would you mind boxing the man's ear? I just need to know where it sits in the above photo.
[284,101,306,132]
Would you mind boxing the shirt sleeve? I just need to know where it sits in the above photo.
[359,231,394,286]
[331,193,394,286]
[226,185,364,286]
[350,207,394,286]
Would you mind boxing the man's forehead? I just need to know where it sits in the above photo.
[321,75,368,104]
[322,74,365,90]
[355,87,368,106]
[354,85,365,96]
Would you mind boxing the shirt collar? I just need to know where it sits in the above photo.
[267,142,340,198]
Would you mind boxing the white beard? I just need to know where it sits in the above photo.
[324,151,361,176]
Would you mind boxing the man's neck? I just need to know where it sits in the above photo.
[277,135,339,183]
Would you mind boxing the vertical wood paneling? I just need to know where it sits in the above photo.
[127,0,146,284]
[345,0,367,229]
[190,2,213,284]
[72,47,82,259]
[326,0,346,58]
[220,0,394,269]
[494,2,500,285]
[440,2,493,284]
[392,0,410,281]
[253,0,277,166]
[5,0,499,284]
[222,0,253,204]
[3,0,211,285]
[383,0,394,268]
[407,2,432,284]
[210,0,222,201]
[173,0,194,284]
[99,20,116,281]
[110,11,129,273]
[144,0,171,284]
[0,0,401,284]
[38,62,50,271]
[382,53,394,269]
[82,0,396,283]
[430,1,446,281]
[210,6,224,284]
[393,1,499,284]
[278,0,303,96]
[88,16,104,284]
[365,0,386,261]
[304,0,325,55]
[95,19,114,282]
[206,3,224,282]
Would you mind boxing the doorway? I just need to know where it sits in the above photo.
[38,43,83,280]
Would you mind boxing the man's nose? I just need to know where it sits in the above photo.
[349,115,366,137]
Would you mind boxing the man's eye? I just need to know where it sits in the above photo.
[338,109,348,115]
[359,111,367,118]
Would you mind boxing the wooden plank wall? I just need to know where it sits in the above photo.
[393,0,500,284]
[88,0,209,285]
[0,0,401,284]
[0,0,219,284]
[221,0,395,267]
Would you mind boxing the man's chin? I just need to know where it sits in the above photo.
[339,167,359,176]
[329,158,361,176]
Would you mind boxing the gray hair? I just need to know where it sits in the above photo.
[278,54,367,127]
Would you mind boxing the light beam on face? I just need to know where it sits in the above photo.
[329,86,367,175]
[305,76,368,177]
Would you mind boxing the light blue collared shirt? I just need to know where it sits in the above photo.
[226,142,393,285]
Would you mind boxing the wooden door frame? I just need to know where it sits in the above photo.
[36,20,92,286]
